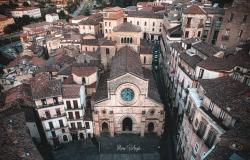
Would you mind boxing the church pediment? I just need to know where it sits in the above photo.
[108,73,148,95]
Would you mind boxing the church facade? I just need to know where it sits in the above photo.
[93,46,165,137]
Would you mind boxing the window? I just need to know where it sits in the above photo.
[45,111,51,118]
[105,29,108,33]
[198,69,204,78]
[66,101,71,109]
[63,135,68,141]
[152,28,155,31]
[77,122,82,128]
[105,22,107,26]
[209,102,214,111]
[229,13,234,22]
[198,31,201,37]
[121,37,124,43]
[56,109,61,116]
[82,77,86,84]
[130,21,132,23]
[159,28,161,32]
[197,121,207,138]
[68,112,74,119]
[109,22,111,26]
[106,48,110,54]
[73,100,78,108]
[41,99,47,105]
[150,110,155,115]
[185,31,189,38]
[85,122,90,129]
[137,21,139,25]
[59,119,64,127]
[187,17,192,27]
[242,15,248,23]
[49,122,54,129]
[219,110,225,120]
[144,22,147,26]
[85,47,87,51]
[130,37,132,43]
[153,22,155,26]
[194,143,199,153]
[71,123,76,129]
[144,56,146,64]
[51,131,56,137]
[239,30,243,38]
[62,129,65,133]
[75,111,80,119]
[206,130,216,148]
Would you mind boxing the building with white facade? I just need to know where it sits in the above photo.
[127,11,164,41]
[11,7,41,18]
[103,7,124,37]
[45,13,59,23]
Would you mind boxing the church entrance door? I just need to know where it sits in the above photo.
[102,122,109,132]
[122,117,132,131]
[148,122,154,133]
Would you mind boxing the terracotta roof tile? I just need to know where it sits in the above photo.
[184,5,206,14]
[72,66,97,77]
[113,22,141,32]
[62,84,81,98]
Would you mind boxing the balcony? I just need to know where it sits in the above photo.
[40,113,66,121]
[178,64,195,80]
[45,125,68,131]
[221,35,229,41]
[199,106,228,131]
[37,101,64,108]
[67,116,83,121]
[65,107,83,111]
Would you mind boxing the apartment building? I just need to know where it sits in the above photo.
[79,18,100,35]
[31,72,70,145]
[182,4,224,44]
[11,7,41,18]
[127,11,164,41]
[103,7,124,37]
[215,2,250,50]
[62,84,93,140]
[177,76,250,160]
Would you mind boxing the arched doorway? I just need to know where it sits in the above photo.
[102,122,109,132]
[148,122,154,133]
[122,117,133,131]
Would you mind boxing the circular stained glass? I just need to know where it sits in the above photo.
[121,88,134,101]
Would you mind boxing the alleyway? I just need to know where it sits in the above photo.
[153,63,177,160]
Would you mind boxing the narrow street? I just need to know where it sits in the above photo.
[154,69,177,160]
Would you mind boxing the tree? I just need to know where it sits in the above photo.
[3,24,19,34]
[58,10,68,20]
[23,2,30,7]
[82,5,90,16]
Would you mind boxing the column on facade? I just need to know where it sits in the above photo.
[109,116,115,137]
[93,113,100,136]
[140,115,146,137]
